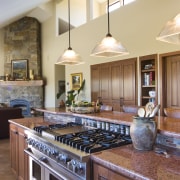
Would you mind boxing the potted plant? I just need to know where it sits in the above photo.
[65,79,85,107]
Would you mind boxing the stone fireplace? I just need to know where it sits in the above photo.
[0,17,44,107]
[4,16,41,77]
[0,80,44,108]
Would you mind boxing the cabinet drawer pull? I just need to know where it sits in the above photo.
[98,175,108,180]
[14,131,18,135]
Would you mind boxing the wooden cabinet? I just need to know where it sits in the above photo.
[93,162,131,180]
[10,123,18,177]
[139,54,158,106]
[91,63,111,105]
[91,64,100,102]
[10,123,29,180]
[91,58,137,111]
[159,51,180,114]
[111,58,137,111]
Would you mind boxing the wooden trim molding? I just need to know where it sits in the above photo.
[0,80,44,86]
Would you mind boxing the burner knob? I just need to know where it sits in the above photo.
[67,159,78,172]
[71,159,77,172]
[26,138,32,145]
[58,154,71,164]
[41,145,46,153]
[31,140,37,147]
[27,138,35,146]
[38,144,44,151]
[45,148,51,156]
[34,142,40,149]
[51,149,58,157]
[76,162,85,175]
[56,153,62,161]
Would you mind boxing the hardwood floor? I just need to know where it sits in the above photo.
[0,139,16,180]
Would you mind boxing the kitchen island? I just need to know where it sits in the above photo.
[9,108,180,180]
[34,107,180,138]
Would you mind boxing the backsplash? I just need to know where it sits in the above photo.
[156,134,180,150]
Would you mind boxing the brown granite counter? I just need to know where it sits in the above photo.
[34,107,180,138]
[8,116,53,130]
[9,116,180,180]
[91,145,180,180]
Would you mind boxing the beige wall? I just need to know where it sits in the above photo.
[42,0,180,107]
[1,0,180,107]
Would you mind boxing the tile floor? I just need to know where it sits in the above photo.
[0,139,16,180]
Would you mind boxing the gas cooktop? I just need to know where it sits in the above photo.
[33,122,131,154]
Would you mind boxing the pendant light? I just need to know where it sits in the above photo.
[56,0,84,65]
[91,0,129,57]
[156,13,180,44]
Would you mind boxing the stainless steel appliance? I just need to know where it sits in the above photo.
[25,121,131,180]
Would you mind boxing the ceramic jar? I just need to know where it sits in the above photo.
[130,116,157,151]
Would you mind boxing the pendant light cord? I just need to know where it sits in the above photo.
[68,0,72,49]
[107,0,111,37]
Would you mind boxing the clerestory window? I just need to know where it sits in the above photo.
[56,0,136,36]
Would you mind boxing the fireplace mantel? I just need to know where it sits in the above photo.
[0,80,44,107]
[0,80,44,86]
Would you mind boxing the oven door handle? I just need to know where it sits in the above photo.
[24,148,39,161]
[24,148,47,163]
[24,148,75,180]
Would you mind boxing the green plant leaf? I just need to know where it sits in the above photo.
[78,79,85,94]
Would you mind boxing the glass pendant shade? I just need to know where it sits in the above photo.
[56,0,84,65]
[91,33,129,57]
[91,0,128,57]
[56,47,84,65]
[156,13,180,44]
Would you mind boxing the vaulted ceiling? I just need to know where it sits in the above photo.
[0,0,52,28]
[0,0,107,29]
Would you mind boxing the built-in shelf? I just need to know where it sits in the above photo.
[139,54,158,106]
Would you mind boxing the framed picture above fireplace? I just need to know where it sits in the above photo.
[11,59,28,80]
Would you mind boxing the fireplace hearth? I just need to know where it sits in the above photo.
[10,99,31,117]
[0,80,44,109]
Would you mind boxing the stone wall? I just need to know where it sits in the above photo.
[0,80,44,108]
[4,17,41,79]
[0,17,44,107]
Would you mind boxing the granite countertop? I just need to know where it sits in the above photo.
[9,116,180,180]
[8,116,52,130]
[91,144,180,180]
[34,107,180,138]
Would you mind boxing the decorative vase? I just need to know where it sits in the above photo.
[66,106,71,112]
[130,116,157,151]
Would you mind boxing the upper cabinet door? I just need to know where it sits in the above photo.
[111,61,123,100]
[159,51,180,114]
[91,58,137,111]
[166,56,180,107]
[91,65,100,102]
[122,59,136,104]
[100,63,111,101]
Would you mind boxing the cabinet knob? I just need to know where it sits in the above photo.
[98,175,108,180]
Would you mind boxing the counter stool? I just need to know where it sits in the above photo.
[164,108,180,118]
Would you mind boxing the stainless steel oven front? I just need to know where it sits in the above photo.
[25,147,84,180]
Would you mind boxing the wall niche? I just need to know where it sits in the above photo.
[4,16,41,79]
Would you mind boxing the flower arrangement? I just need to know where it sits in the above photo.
[65,79,85,107]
